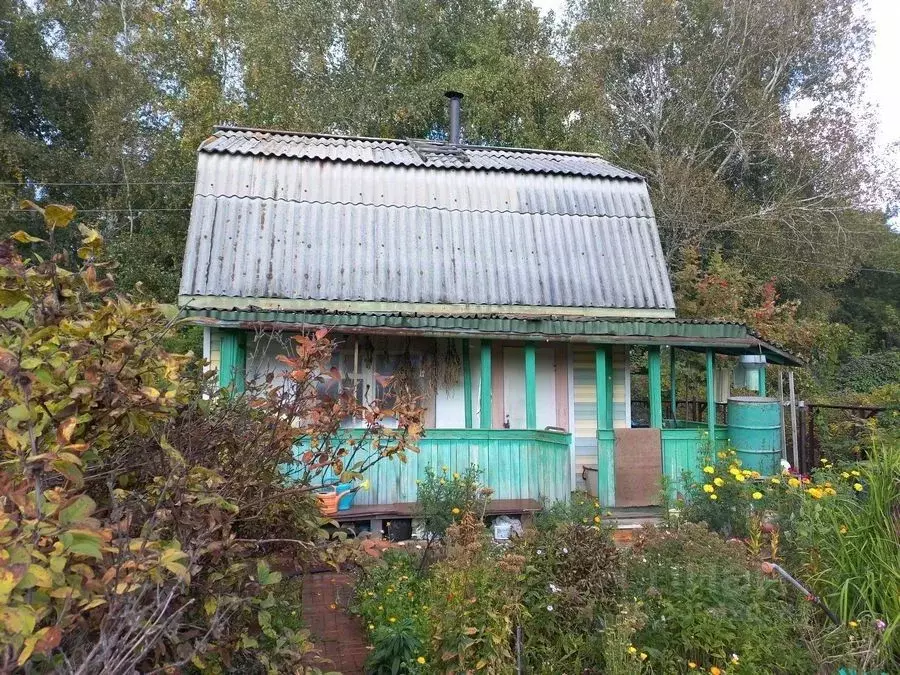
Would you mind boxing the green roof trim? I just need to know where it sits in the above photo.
[183,308,802,366]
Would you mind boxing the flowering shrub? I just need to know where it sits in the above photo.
[625,523,813,674]
[513,521,621,671]
[416,464,489,540]
[534,490,609,531]
[353,551,429,673]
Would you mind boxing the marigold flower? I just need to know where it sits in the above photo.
[593,515,601,523]
[850,470,860,477]
[752,491,763,500]
[368,623,374,630]
[389,617,397,623]
[640,652,648,661]
[441,465,448,472]
[627,645,637,654]
[451,507,460,514]
[771,477,781,484]
[714,477,725,487]
[709,494,718,500]
[839,525,848,534]
[453,472,460,479]
[807,487,824,499]
[703,484,715,493]
[849,620,858,628]
[788,477,801,488]
[734,473,745,482]
[703,465,715,474]
[417,656,426,664]
[688,662,697,670]
[710,667,722,675]
[329,603,337,609]
[853,482,863,492]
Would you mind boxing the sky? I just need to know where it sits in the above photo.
[533,0,900,153]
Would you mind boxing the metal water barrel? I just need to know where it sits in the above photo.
[727,397,782,475]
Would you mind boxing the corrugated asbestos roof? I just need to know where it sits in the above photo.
[202,126,643,179]
[183,309,803,366]
[179,126,675,314]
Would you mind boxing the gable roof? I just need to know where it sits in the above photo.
[179,126,675,317]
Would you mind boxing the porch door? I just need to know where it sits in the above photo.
[613,428,662,507]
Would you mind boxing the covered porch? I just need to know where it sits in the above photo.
[194,309,800,511]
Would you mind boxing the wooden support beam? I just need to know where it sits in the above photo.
[595,346,611,430]
[669,346,677,422]
[480,340,492,429]
[525,343,537,429]
[648,346,662,428]
[705,349,716,443]
[758,364,767,397]
[462,339,473,429]
[219,329,246,394]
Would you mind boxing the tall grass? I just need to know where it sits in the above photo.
[804,442,899,658]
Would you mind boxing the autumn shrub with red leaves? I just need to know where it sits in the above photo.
[0,203,423,673]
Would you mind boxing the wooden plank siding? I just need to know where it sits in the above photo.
[661,426,729,493]
[301,430,572,506]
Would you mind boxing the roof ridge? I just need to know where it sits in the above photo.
[209,124,641,170]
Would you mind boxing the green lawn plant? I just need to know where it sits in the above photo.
[416,464,489,540]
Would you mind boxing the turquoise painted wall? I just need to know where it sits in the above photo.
[295,429,572,507]
[661,426,729,492]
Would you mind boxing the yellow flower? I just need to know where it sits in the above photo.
[593,515,601,523]
[688,662,697,670]
[627,645,637,654]
[850,470,860,477]
[839,525,848,534]
[710,667,723,675]
[841,472,850,479]
[771,477,781,484]
[703,484,715,493]
[441,465,448,472]
[849,620,858,628]
[368,623,375,630]
[389,617,397,623]
[439,478,445,485]
[750,471,761,479]
[709,494,718,500]
[853,483,863,492]
[594,501,600,508]
[788,477,801,488]
[807,487,824,499]
[639,652,648,661]
[717,451,727,459]
[741,469,752,477]
[329,603,337,609]
[734,473,745,482]
[752,491,763,500]
[714,477,725,487]
[453,472,460,480]
[360,479,371,491]
[417,656,426,664]
[451,507,460,515]
[703,466,715,474]
[825,487,837,496]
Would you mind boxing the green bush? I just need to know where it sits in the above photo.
[625,523,814,674]
[416,464,489,540]
[534,490,609,532]
[513,522,621,672]
[353,550,430,673]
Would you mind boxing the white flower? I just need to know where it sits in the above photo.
[731,654,740,664]
[415,545,422,550]
[549,583,560,593]
[780,459,791,471]
[562,547,569,554]
[546,605,553,612]
[536,549,543,555]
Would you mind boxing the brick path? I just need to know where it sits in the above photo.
[302,572,369,674]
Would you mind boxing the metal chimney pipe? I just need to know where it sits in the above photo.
[445,91,463,145]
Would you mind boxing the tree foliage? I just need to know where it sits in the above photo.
[0,0,897,397]
[0,205,423,672]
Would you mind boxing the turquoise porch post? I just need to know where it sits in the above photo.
[525,343,537,429]
[669,346,677,424]
[480,340,492,429]
[758,364,767,397]
[705,349,716,442]
[595,345,615,505]
[595,346,612,429]
[648,346,663,428]
[462,339,473,428]
[219,329,246,394]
